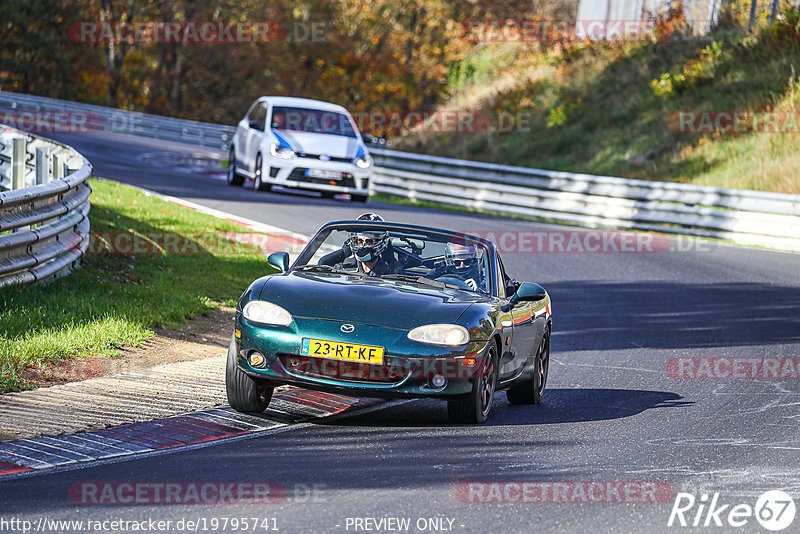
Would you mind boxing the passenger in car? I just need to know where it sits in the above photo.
[425,242,485,292]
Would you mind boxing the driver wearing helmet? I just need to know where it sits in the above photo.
[356,213,383,222]
[317,213,401,276]
[349,228,398,276]
[427,242,484,291]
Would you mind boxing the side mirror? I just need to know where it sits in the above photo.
[510,282,547,305]
[248,120,264,131]
[267,251,289,273]
[505,279,518,297]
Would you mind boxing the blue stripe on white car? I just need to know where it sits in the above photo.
[272,129,295,151]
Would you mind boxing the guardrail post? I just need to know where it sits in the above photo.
[11,138,26,190]
[35,146,50,185]
[53,154,66,180]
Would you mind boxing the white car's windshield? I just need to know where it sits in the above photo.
[271,107,357,138]
[294,226,492,294]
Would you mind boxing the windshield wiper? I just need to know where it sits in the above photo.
[381,274,456,289]
[295,264,364,276]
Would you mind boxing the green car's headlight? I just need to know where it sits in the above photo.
[408,324,470,346]
[242,300,293,326]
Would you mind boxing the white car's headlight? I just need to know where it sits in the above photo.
[408,324,470,346]
[270,142,295,160]
[355,154,372,169]
[242,300,293,326]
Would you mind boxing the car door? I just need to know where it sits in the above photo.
[495,254,519,382]
[236,101,256,170]
[500,254,540,381]
[242,101,267,173]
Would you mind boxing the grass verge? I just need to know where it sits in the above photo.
[396,9,800,194]
[0,178,275,392]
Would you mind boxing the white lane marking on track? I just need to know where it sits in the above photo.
[103,178,310,241]
[551,359,661,374]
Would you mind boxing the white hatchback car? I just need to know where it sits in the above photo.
[227,96,373,202]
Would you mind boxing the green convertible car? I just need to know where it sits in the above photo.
[227,218,552,423]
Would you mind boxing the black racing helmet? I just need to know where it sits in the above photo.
[357,213,384,222]
[351,213,388,262]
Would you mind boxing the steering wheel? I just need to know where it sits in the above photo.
[435,275,471,290]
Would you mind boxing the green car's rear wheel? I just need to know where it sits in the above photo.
[507,329,549,405]
[448,342,498,424]
[226,336,273,413]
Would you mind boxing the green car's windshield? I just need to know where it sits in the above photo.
[294,226,492,294]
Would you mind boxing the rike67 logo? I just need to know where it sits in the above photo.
[668,490,796,531]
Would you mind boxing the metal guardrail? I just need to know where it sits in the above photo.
[370,148,800,251]
[0,127,92,287]
[2,92,799,251]
[0,91,235,151]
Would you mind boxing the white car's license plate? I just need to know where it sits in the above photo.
[306,169,343,180]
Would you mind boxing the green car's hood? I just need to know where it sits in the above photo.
[258,271,491,330]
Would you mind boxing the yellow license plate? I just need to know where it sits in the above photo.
[300,338,384,365]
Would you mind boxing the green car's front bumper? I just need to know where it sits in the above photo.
[234,315,489,400]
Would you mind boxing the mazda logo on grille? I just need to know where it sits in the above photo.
[340,324,355,333]
[319,153,331,161]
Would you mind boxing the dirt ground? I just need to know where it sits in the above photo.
[21,307,235,388]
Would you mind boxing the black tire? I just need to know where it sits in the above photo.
[227,146,244,186]
[253,153,270,191]
[225,336,273,413]
[351,194,368,203]
[448,342,498,424]
[507,329,549,405]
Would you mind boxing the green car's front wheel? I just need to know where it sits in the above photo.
[507,329,549,405]
[226,337,274,413]
[448,342,498,424]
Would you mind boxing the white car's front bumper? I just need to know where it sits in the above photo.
[264,156,372,195]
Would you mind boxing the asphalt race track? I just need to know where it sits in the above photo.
[2,131,800,533]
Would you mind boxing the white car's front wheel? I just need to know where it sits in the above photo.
[253,153,271,192]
